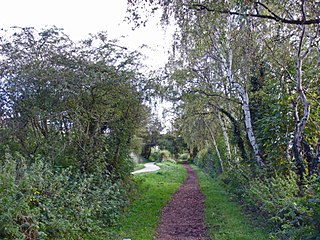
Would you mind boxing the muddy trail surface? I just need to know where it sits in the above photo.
[156,163,211,240]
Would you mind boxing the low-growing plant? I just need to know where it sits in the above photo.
[216,167,320,239]
[0,151,130,239]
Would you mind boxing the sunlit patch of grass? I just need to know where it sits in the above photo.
[89,162,187,240]
[193,165,271,240]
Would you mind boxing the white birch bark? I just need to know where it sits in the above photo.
[208,21,264,167]
[219,47,264,167]
[294,26,311,142]
[218,112,232,170]
[204,119,224,172]
[236,84,264,167]
[292,23,315,176]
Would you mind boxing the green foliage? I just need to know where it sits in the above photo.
[148,148,173,162]
[157,132,188,158]
[0,27,147,177]
[193,165,270,240]
[218,168,320,239]
[194,148,222,175]
[130,136,145,156]
[128,1,320,239]
[0,152,129,239]
[158,149,171,161]
[178,152,189,161]
[148,148,160,162]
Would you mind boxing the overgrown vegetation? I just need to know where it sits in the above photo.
[194,149,320,239]
[0,152,128,239]
[0,27,151,239]
[218,168,320,239]
[2,0,320,238]
[193,165,270,240]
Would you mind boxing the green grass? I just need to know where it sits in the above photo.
[192,165,271,240]
[133,162,147,171]
[91,162,187,240]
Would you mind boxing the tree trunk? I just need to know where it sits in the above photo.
[237,85,264,167]
[142,144,152,160]
[220,46,264,167]
[302,139,317,175]
[204,119,224,172]
[292,25,313,180]
[218,112,232,170]
[216,107,247,162]
[189,147,198,161]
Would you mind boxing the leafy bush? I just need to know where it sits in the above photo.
[217,168,320,239]
[148,149,175,163]
[193,149,219,176]
[149,149,160,162]
[0,152,129,239]
[159,150,171,161]
[178,153,190,162]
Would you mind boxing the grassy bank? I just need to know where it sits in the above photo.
[192,165,271,240]
[133,162,147,171]
[94,162,187,240]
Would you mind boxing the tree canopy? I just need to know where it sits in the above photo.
[127,1,320,238]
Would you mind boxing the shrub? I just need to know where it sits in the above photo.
[193,149,219,176]
[0,152,129,239]
[216,168,320,239]
[149,150,160,162]
[159,150,171,161]
[178,153,190,162]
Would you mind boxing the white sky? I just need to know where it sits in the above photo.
[1,0,174,69]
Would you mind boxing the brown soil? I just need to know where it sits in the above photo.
[156,163,211,240]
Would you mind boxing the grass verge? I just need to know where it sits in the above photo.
[92,162,187,240]
[192,165,270,240]
[133,162,147,171]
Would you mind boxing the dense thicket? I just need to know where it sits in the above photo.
[128,1,320,238]
[0,27,148,239]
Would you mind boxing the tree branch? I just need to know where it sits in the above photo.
[187,89,242,105]
[191,3,320,25]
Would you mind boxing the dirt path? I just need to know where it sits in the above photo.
[156,163,211,240]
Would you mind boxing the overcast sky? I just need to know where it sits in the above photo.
[1,0,174,69]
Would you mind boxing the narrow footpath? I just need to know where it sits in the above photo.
[156,163,211,240]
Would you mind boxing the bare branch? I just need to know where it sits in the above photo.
[191,3,320,25]
[187,89,242,105]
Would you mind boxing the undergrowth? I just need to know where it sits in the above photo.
[194,150,320,239]
[193,165,270,240]
[0,152,129,239]
[219,169,320,239]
